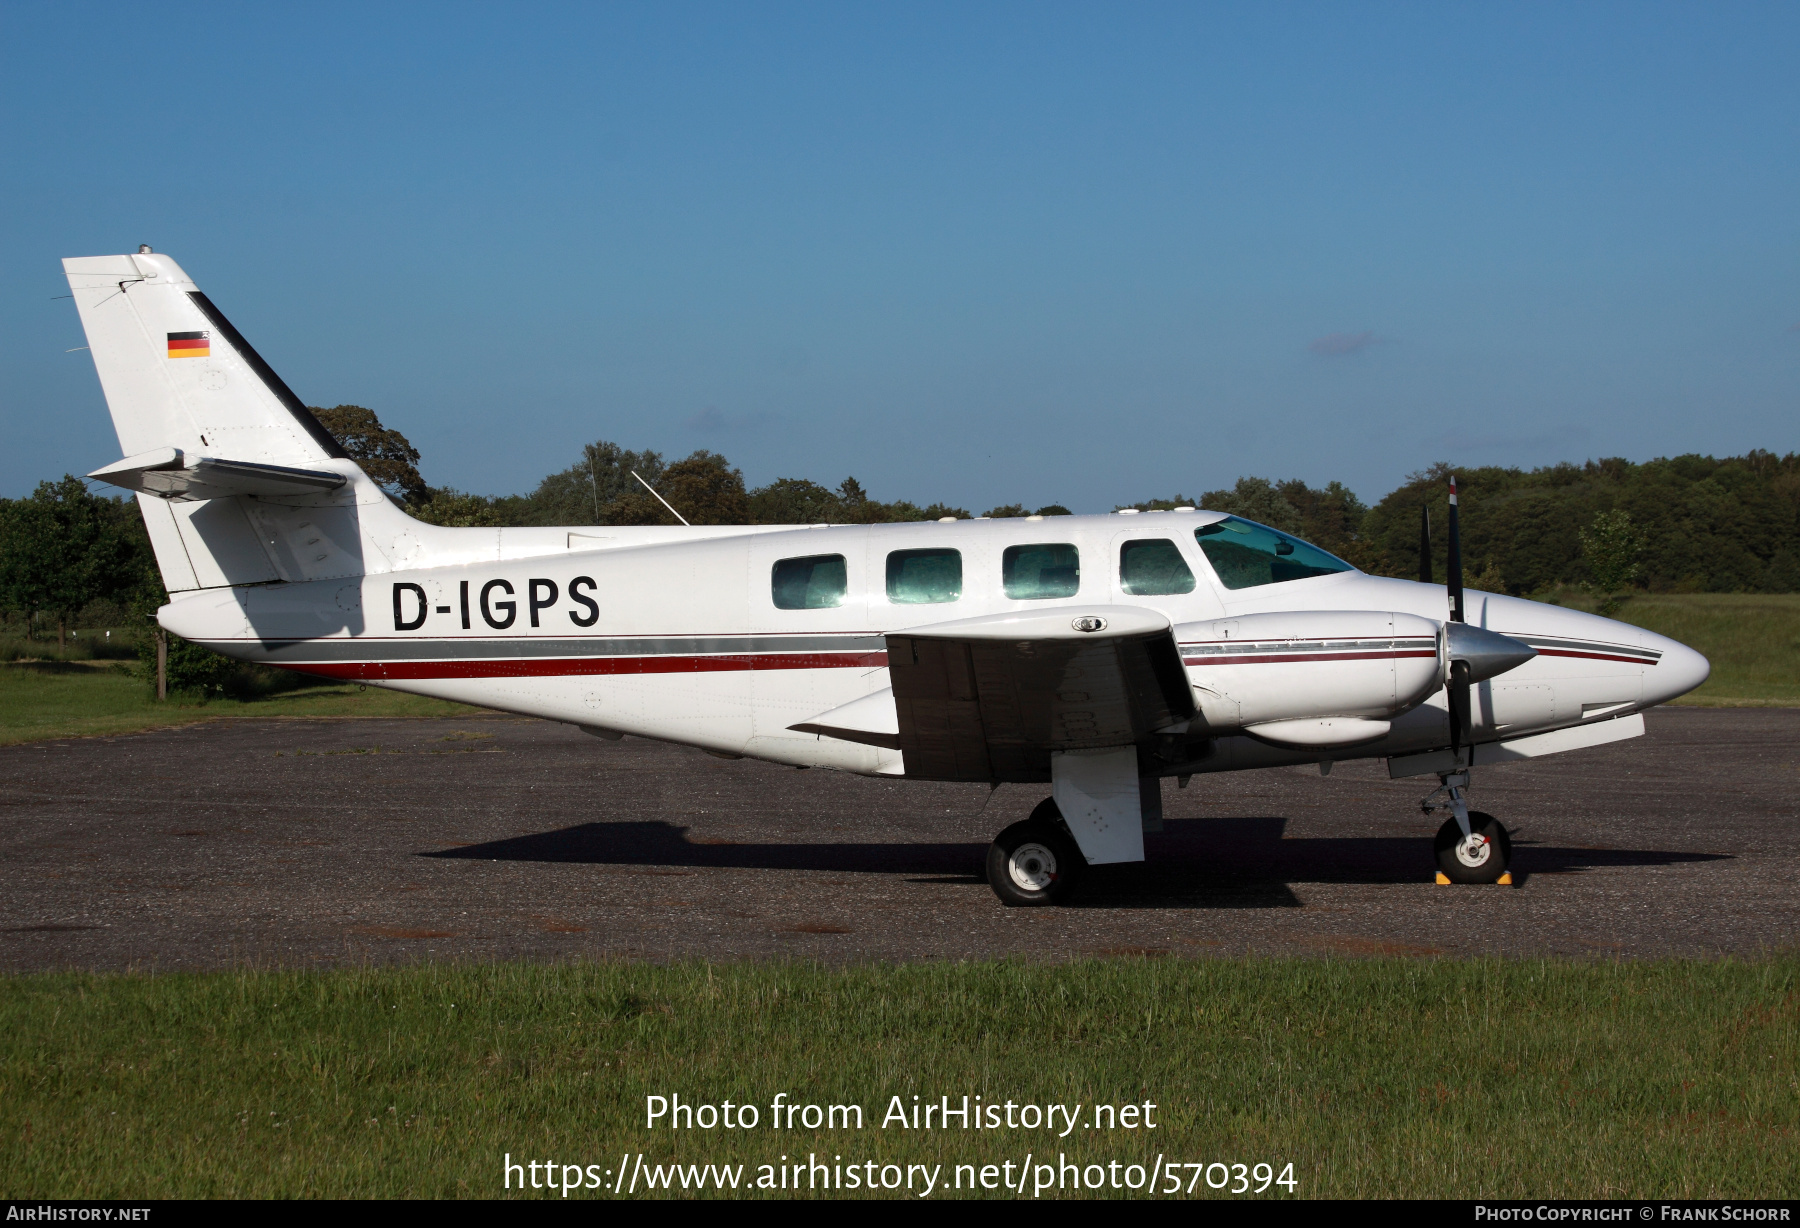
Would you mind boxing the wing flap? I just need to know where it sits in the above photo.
[885,606,1197,782]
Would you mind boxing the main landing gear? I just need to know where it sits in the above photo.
[986,798,1087,907]
[1422,771,1513,885]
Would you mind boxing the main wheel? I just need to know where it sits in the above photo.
[1433,811,1512,884]
[986,807,1086,907]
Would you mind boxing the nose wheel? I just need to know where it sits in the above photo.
[986,799,1087,906]
[1422,772,1513,885]
[1433,811,1512,884]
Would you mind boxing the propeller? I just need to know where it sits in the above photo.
[1418,504,1432,585]
[1445,475,1468,751]
[1437,474,1535,755]
[1446,475,1465,625]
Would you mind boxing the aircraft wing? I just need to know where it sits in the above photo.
[876,606,1196,782]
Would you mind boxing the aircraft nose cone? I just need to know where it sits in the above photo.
[1443,621,1537,684]
[1643,634,1710,705]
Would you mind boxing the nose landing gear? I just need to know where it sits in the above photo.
[1423,771,1513,885]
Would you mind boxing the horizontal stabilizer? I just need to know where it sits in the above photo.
[89,449,346,501]
[789,688,900,749]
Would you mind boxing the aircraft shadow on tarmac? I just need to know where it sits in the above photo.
[423,817,1728,910]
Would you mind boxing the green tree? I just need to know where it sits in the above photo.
[1126,478,1367,562]
[746,475,970,524]
[0,477,150,650]
[1579,509,1646,614]
[408,488,511,528]
[652,452,749,525]
[306,405,427,503]
[1120,494,1202,512]
[132,623,236,695]
[1199,477,1305,535]
[524,441,667,525]
[837,477,972,524]
[1276,479,1368,564]
[978,503,1072,518]
[1356,452,1800,595]
[749,478,843,524]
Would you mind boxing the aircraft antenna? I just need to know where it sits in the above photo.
[632,470,690,526]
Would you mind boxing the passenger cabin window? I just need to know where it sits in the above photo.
[1194,517,1354,590]
[1118,538,1195,595]
[772,554,847,609]
[887,548,962,604]
[1003,543,1080,600]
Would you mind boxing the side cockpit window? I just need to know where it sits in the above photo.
[1194,517,1354,589]
[1003,543,1080,599]
[772,554,847,609]
[1119,539,1195,595]
[887,548,962,604]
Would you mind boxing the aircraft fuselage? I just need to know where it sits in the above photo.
[161,510,1706,778]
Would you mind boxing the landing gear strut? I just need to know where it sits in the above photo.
[1422,772,1513,885]
[986,798,1087,906]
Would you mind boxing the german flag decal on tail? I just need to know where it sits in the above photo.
[167,330,209,358]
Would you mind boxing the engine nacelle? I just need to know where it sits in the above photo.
[1174,610,1444,740]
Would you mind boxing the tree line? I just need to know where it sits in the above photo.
[3,403,1796,676]
[355,403,1800,596]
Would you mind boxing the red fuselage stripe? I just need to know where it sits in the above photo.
[272,644,1648,682]
[1181,649,1438,666]
[1530,648,1653,664]
[1185,647,1651,666]
[282,650,888,681]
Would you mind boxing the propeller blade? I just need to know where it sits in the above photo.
[1438,476,1496,755]
[1448,659,1471,752]
[1418,505,1432,585]
[1445,474,1465,624]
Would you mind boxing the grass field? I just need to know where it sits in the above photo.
[0,959,1794,1199]
[0,660,484,747]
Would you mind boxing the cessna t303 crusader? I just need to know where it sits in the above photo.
[66,249,1711,904]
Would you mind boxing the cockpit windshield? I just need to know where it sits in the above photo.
[1194,516,1355,590]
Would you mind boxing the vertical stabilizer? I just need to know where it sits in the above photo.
[63,252,346,467]
[64,250,405,593]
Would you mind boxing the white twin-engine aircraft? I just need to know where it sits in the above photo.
[66,249,1710,905]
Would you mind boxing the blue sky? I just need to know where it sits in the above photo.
[3,2,1797,510]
